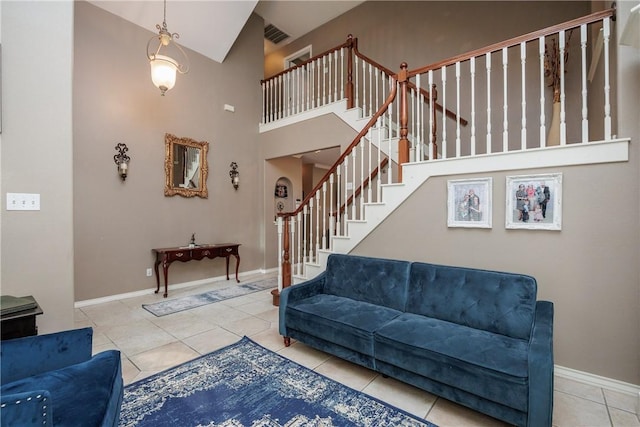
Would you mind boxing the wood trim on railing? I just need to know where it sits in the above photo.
[278,77,399,221]
[408,8,616,77]
[333,158,390,216]
[261,37,354,84]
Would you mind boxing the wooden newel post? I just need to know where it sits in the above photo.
[431,83,438,160]
[282,215,291,290]
[398,62,410,181]
[346,34,355,109]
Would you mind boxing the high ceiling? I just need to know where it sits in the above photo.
[89,0,363,63]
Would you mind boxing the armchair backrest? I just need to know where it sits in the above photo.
[1,327,93,385]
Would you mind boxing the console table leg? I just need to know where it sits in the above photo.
[162,262,169,298]
[234,254,240,283]
[153,260,161,294]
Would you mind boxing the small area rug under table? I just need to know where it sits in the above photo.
[119,336,436,427]
[142,277,277,317]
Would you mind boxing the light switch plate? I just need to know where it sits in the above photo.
[6,193,41,211]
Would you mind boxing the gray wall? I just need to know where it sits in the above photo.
[72,2,264,301]
[266,1,639,385]
[1,1,75,332]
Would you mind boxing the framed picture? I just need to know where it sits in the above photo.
[447,178,492,228]
[505,173,562,230]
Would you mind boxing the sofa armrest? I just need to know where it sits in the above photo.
[527,301,554,427]
[279,273,326,336]
[0,390,51,426]
[0,327,93,385]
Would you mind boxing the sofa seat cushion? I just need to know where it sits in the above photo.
[0,350,121,427]
[286,294,402,356]
[375,313,529,411]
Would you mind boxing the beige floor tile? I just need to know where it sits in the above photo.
[148,311,217,340]
[426,398,509,427]
[362,375,437,419]
[610,407,640,427]
[220,293,264,308]
[103,321,177,357]
[121,357,141,386]
[220,315,271,337]
[129,341,200,373]
[555,376,606,404]
[190,303,252,324]
[182,326,242,355]
[604,388,639,414]
[235,299,276,316]
[314,357,377,391]
[249,327,288,352]
[553,390,611,427]
[277,341,332,369]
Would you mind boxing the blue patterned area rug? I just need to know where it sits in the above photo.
[142,278,277,317]
[119,337,436,427]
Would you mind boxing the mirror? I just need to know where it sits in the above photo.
[164,133,209,198]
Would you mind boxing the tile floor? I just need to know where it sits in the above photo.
[74,273,639,427]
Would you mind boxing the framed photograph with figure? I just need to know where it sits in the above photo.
[506,173,562,230]
[447,178,492,228]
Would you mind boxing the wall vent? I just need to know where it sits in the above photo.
[264,24,289,44]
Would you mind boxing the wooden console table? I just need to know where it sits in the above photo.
[152,243,240,297]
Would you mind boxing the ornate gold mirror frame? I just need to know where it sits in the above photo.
[164,133,209,198]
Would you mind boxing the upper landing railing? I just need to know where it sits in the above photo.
[270,8,617,292]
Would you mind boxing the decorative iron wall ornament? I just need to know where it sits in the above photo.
[114,143,130,181]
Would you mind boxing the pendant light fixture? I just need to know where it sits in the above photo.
[146,0,189,95]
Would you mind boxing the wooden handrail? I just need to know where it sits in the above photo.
[279,77,399,220]
[333,157,389,216]
[408,8,615,77]
[261,36,354,84]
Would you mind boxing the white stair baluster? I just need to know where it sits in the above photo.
[306,64,311,111]
[521,42,527,150]
[296,211,302,276]
[355,56,359,110]
[334,50,339,102]
[559,30,567,145]
[362,60,368,116]
[580,24,589,143]
[340,48,345,100]
[261,82,265,124]
[486,53,492,153]
[603,17,612,140]
[470,57,476,156]
[441,66,447,159]
[502,47,509,152]
[315,59,321,108]
[315,192,320,256]
[360,141,365,219]
[351,149,357,220]
[456,61,461,158]
[416,74,422,161]
[368,126,372,204]
[343,158,349,225]
[328,52,333,103]
[329,173,335,250]
[377,120,382,201]
[539,36,546,147]
[302,205,308,263]
[322,182,327,250]
[368,62,373,118]
[322,56,327,106]
[308,197,314,262]
[336,166,342,236]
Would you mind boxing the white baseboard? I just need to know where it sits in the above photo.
[555,365,640,401]
[74,268,275,308]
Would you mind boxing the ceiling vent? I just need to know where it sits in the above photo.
[264,24,289,44]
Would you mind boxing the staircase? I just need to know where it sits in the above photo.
[261,9,620,291]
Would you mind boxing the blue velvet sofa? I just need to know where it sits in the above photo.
[279,254,554,427]
[1,327,123,426]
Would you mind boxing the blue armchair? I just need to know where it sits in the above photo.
[0,327,123,426]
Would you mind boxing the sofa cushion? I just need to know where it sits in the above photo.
[407,262,537,340]
[324,254,411,311]
[286,294,402,356]
[375,313,529,411]
[0,350,121,427]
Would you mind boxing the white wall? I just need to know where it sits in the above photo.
[1,1,75,332]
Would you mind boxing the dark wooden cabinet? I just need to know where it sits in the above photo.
[1,300,43,340]
[152,243,241,297]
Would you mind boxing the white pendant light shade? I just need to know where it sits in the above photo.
[150,55,178,96]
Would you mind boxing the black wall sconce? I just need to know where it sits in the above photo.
[114,143,130,181]
[229,162,239,190]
